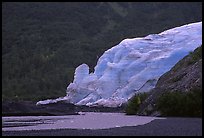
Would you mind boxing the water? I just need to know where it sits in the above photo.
[2,112,165,131]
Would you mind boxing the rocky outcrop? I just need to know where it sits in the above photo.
[138,46,202,116]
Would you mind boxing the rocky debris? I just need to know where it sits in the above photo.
[2,101,78,116]
[2,100,125,116]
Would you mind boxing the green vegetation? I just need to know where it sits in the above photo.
[125,93,148,115]
[2,2,202,101]
[156,89,202,117]
[188,45,202,65]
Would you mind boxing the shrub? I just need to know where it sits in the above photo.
[187,45,202,65]
[156,88,202,117]
[125,93,148,115]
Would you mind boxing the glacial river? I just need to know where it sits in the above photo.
[2,112,165,131]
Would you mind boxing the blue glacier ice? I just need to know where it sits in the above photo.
[37,22,202,107]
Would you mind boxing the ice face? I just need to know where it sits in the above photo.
[37,22,202,107]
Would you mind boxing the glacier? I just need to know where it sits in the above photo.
[37,22,202,107]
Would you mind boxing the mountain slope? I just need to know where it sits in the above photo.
[137,46,202,116]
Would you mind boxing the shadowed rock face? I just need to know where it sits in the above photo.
[138,46,202,116]
[156,48,202,92]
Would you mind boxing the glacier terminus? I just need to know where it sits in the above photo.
[37,22,202,107]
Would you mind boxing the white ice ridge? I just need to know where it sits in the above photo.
[37,22,202,107]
